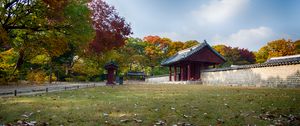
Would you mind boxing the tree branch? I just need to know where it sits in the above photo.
[4,0,19,9]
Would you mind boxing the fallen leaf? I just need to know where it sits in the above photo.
[120,119,130,123]
[134,118,143,123]
[103,113,109,117]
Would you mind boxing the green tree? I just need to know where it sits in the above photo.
[118,38,148,73]
[0,0,94,83]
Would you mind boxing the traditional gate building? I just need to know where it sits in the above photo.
[161,41,226,81]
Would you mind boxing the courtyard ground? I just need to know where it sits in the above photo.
[0,84,300,125]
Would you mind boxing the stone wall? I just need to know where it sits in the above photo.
[145,64,300,88]
[201,64,300,88]
[145,75,202,84]
[145,76,169,83]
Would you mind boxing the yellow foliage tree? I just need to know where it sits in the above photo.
[295,40,300,54]
[255,39,296,63]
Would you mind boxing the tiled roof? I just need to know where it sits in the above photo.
[161,40,226,66]
[126,72,146,76]
[104,61,118,69]
[203,54,300,72]
[266,54,300,63]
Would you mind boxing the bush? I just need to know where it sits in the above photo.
[27,70,47,84]
[152,66,168,76]
[93,77,103,82]
[75,75,88,82]
[0,78,7,85]
[45,73,57,82]
[64,78,73,82]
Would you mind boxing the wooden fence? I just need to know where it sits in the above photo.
[0,83,103,97]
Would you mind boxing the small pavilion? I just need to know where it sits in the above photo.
[161,41,226,81]
[104,62,118,85]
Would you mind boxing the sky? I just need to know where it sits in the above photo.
[105,0,300,51]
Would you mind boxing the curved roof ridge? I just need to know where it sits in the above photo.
[177,43,202,54]
[268,54,300,60]
[161,40,225,66]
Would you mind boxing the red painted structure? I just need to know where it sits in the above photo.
[161,41,226,81]
[104,62,118,85]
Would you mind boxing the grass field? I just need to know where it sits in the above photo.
[0,84,300,126]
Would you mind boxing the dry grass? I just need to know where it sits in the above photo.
[0,84,300,125]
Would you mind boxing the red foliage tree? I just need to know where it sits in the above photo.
[213,45,256,66]
[239,48,256,64]
[88,0,132,53]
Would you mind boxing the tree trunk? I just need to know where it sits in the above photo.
[65,68,68,75]
[10,49,25,81]
[151,66,154,76]
[129,63,132,71]
[49,61,53,84]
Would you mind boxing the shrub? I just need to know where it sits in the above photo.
[75,75,88,82]
[0,78,7,85]
[27,70,47,84]
[64,78,73,82]
[45,73,57,82]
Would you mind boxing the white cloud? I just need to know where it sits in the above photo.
[213,26,275,50]
[159,32,180,40]
[191,0,249,24]
[157,26,200,41]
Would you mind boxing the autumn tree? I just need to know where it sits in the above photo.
[59,0,130,81]
[88,0,132,53]
[118,38,148,73]
[255,39,296,63]
[143,36,161,44]
[166,41,184,57]
[238,48,256,64]
[0,0,94,83]
[222,47,241,66]
[183,40,199,49]
[144,36,170,54]
[165,40,199,57]
[267,39,295,57]
[212,45,227,56]
[213,45,256,67]
[255,46,269,63]
[143,36,199,64]
[143,36,200,75]
[71,0,132,80]
[0,49,18,83]
[143,36,166,69]
[294,40,300,54]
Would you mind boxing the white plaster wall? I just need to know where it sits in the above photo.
[145,76,169,83]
